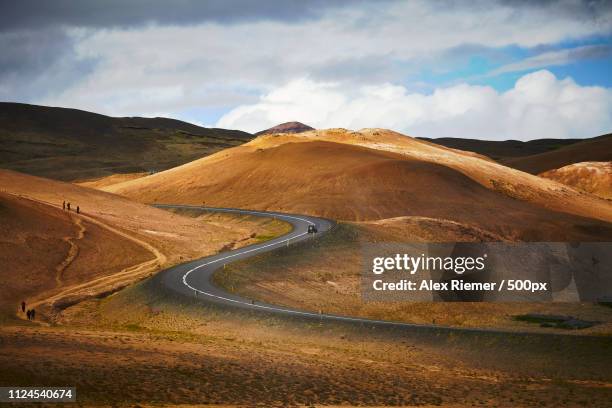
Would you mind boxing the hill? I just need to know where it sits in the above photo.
[0,169,285,321]
[502,134,612,174]
[105,128,612,241]
[420,137,581,161]
[540,162,612,200]
[0,102,253,181]
[0,191,152,321]
[255,121,314,136]
[422,133,611,174]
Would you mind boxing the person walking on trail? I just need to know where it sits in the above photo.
[31,309,35,320]
[21,301,25,313]
[26,310,31,320]
[76,206,80,214]
[62,201,66,210]
[67,202,71,211]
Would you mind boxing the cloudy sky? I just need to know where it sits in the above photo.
[1,0,611,139]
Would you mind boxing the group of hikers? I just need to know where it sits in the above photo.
[62,200,80,214]
[20,301,35,321]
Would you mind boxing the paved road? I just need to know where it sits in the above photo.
[154,205,442,328]
[153,205,339,317]
[152,205,608,340]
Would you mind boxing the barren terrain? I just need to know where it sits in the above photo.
[0,191,152,322]
[422,133,612,174]
[215,221,612,335]
[76,172,148,189]
[1,278,609,407]
[2,123,611,407]
[540,161,612,200]
[105,128,612,241]
[0,169,290,323]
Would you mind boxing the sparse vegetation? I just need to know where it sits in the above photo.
[215,222,612,334]
[0,102,253,181]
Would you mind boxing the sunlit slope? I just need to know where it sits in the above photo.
[0,169,267,266]
[0,191,152,318]
[540,162,612,200]
[106,129,612,241]
[0,169,291,319]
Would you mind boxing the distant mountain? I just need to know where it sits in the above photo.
[421,133,612,174]
[502,134,612,174]
[0,102,253,181]
[255,121,314,136]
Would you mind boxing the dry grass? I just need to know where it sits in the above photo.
[1,276,608,407]
[76,172,148,188]
[0,192,153,322]
[0,170,291,323]
[215,222,612,335]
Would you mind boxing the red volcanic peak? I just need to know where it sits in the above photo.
[255,121,314,136]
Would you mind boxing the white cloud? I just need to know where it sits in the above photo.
[217,70,612,140]
[490,45,612,76]
[37,1,612,118]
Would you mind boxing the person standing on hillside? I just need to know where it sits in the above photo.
[26,310,31,320]
[30,309,35,320]
[21,301,25,313]
[62,201,66,210]
[67,202,71,211]
[76,206,80,214]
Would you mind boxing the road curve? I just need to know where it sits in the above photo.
[151,205,604,339]
[153,205,343,318]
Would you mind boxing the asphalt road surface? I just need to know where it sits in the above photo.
[154,205,339,317]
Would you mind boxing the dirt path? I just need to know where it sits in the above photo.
[11,194,167,323]
[55,215,86,286]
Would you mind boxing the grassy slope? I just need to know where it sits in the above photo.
[0,102,253,181]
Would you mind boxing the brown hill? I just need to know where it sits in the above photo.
[0,191,152,320]
[502,133,612,174]
[255,121,314,136]
[420,137,582,161]
[0,169,284,320]
[422,133,612,174]
[106,128,612,241]
[77,172,148,189]
[540,162,612,200]
[0,102,252,181]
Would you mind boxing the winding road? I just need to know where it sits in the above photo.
[152,205,495,334]
[151,205,607,340]
[153,205,344,318]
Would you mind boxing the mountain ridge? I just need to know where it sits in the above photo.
[0,102,253,181]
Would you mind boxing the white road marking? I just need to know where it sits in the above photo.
[175,208,390,323]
